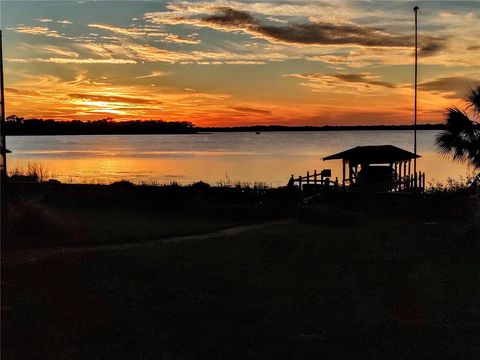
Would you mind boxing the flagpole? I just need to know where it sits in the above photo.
[0,30,6,173]
[414,6,419,178]
[0,29,7,246]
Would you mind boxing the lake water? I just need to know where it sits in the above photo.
[5,131,474,187]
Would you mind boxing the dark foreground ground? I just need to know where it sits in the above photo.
[2,183,480,359]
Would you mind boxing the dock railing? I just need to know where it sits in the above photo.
[290,169,425,192]
[392,171,425,192]
[289,169,339,191]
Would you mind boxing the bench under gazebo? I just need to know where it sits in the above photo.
[322,145,425,192]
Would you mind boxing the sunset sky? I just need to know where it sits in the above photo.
[1,0,479,126]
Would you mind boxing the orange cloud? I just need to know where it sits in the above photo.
[88,23,201,44]
[14,25,63,38]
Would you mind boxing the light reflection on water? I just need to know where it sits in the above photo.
[6,131,474,186]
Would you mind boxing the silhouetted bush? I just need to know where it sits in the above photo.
[110,180,134,187]
[8,163,54,183]
[190,181,210,189]
[427,175,477,193]
[9,174,39,183]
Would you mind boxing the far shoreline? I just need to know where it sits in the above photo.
[5,123,454,136]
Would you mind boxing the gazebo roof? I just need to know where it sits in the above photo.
[323,145,419,164]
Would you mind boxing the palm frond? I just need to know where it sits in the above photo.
[436,107,480,168]
[436,131,456,154]
[466,84,480,116]
[467,138,480,168]
[444,107,473,133]
[436,130,469,161]
[437,85,480,170]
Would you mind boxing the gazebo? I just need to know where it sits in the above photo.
[323,145,425,192]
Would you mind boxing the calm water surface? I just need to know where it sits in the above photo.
[6,131,473,186]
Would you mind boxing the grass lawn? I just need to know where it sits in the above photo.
[81,209,242,245]
[3,219,480,359]
[5,206,242,249]
[4,182,298,249]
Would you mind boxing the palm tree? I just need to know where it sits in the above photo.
[436,84,480,186]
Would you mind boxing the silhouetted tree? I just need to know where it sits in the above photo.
[6,115,24,123]
[5,118,196,135]
[436,84,480,186]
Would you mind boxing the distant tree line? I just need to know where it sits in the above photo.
[5,116,197,135]
[5,115,459,136]
[197,124,450,132]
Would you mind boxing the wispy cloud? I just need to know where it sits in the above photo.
[160,1,348,25]
[78,42,191,63]
[88,23,201,44]
[31,44,79,58]
[89,23,148,37]
[159,33,201,45]
[287,72,396,92]
[36,17,72,25]
[135,71,171,79]
[229,106,271,115]
[5,88,41,96]
[11,40,211,65]
[77,40,287,64]
[14,25,63,38]
[6,58,137,64]
[67,93,163,105]
[306,48,412,68]
[418,76,480,99]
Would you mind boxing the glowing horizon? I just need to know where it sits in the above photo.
[1,0,479,126]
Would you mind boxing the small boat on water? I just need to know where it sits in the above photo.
[255,132,261,135]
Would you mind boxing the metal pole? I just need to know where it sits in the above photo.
[0,30,6,173]
[413,6,419,177]
[0,29,7,246]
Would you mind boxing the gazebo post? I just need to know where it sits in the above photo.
[342,160,346,186]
